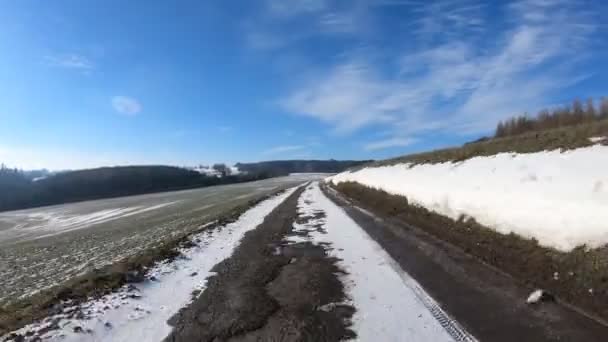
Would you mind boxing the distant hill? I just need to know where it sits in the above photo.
[0,160,369,212]
[235,159,371,176]
[0,165,271,212]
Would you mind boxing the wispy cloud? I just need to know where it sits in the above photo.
[281,61,396,133]
[280,0,600,147]
[262,145,306,155]
[111,96,142,116]
[266,0,327,17]
[44,54,94,71]
[364,137,416,151]
[408,0,486,41]
[246,0,369,51]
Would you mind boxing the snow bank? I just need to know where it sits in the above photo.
[4,188,296,342]
[288,182,474,341]
[329,145,608,252]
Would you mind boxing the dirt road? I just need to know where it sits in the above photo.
[4,180,608,341]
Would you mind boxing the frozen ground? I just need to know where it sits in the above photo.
[3,188,297,342]
[0,174,323,305]
[330,145,608,251]
[288,182,474,341]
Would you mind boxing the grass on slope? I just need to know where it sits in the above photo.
[374,119,608,167]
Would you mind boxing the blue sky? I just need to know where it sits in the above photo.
[1,0,607,170]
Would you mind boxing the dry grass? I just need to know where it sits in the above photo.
[368,119,608,168]
[334,181,608,324]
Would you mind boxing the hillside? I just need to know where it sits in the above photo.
[0,160,368,213]
[0,165,269,212]
[328,119,608,324]
[235,159,371,176]
[374,100,608,167]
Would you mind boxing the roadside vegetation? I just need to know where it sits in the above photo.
[373,98,608,167]
[495,97,608,138]
[333,181,608,324]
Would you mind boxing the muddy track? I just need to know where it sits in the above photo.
[165,185,354,342]
[324,183,608,341]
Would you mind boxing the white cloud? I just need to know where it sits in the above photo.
[262,145,306,155]
[280,62,396,133]
[280,0,599,146]
[45,54,94,70]
[364,137,416,151]
[112,96,142,116]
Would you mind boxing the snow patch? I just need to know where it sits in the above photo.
[3,188,296,342]
[287,182,475,341]
[329,145,608,251]
[588,136,607,144]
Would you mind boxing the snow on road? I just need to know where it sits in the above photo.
[4,188,296,342]
[330,145,608,251]
[288,182,474,341]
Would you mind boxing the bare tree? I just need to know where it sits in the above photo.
[493,96,608,138]
[212,163,230,177]
[600,97,608,119]
[584,98,597,121]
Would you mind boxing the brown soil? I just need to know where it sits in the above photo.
[332,181,608,327]
[0,190,286,338]
[165,186,355,342]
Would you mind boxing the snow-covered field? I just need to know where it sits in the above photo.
[0,175,323,306]
[3,188,297,342]
[0,201,180,242]
[330,145,608,252]
[288,182,474,341]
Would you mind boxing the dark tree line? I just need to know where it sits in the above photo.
[495,97,608,138]
[0,160,367,212]
[235,160,370,177]
[0,165,272,212]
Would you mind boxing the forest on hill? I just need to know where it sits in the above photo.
[0,160,367,212]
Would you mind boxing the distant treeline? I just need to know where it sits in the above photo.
[0,165,272,212]
[0,160,367,212]
[495,97,608,138]
[235,160,370,176]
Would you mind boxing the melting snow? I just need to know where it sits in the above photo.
[330,145,608,251]
[3,188,296,342]
[288,182,475,341]
[0,201,180,241]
